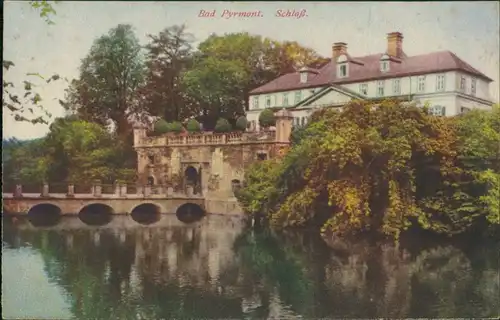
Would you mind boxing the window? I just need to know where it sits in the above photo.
[252,96,259,109]
[283,93,289,106]
[471,78,476,96]
[377,81,385,97]
[392,79,401,95]
[380,61,389,72]
[429,105,446,117]
[265,95,271,108]
[460,76,466,92]
[417,76,426,92]
[461,107,471,114]
[294,91,302,104]
[301,117,305,126]
[436,74,446,92]
[257,153,267,161]
[338,63,348,78]
[359,83,368,95]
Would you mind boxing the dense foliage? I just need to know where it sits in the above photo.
[3,116,136,189]
[236,100,500,239]
[214,118,232,133]
[235,116,248,131]
[259,109,276,128]
[186,119,201,132]
[153,119,169,134]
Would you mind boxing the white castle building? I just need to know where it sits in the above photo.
[246,32,494,130]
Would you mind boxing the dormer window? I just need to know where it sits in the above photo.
[380,54,390,72]
[380,61,389,72]
[337,54,348,78]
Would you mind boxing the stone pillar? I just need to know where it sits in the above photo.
[144,184,151,197]
[93,180,102,197]
[120,184,127,197]
[114,183,121,196]
[14,185,22,198]
[167,187,174,196]
[67,184,75,197]
[41,183,49,197]
[274,108,294,144]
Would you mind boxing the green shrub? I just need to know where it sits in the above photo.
[186,119,201,132]
[167,121,184,134]
[153,119,169,134]
[235,116,248,131]
[259,109,275,128]
[214,118,232,133]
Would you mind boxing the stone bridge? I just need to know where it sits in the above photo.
[2,184,242,217]
[3,109,296,219]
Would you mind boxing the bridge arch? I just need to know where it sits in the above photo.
[176,202,205,224]
[78,203,114,226]
[27,203,62,227]
[130,202,164,225]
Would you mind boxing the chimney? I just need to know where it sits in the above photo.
[332,42,347,61]
[387,32,403,58]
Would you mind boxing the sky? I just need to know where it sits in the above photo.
[3,1,499,140]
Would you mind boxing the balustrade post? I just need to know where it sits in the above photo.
[222,134,227,144]
[144,184,151,197]
[114,183,121,196]
[67,184,75,198]
[93,180,102,197]
[186,185,194,197]
[167,186,174,196]
[41,183,49,197]
[14,185,22,198]
[120,184,128,197]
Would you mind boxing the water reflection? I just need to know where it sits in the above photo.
[2,215,498,319]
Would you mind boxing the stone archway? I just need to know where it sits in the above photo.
[184,165,201,195]
[147,176,155,186]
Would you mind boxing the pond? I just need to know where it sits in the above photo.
[2,213,498,319]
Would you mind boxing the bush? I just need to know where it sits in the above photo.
[214,118,232,133]
[153,119,169,134]
[235,116,248,131]
[167,121,184,134]
[186,119,201,132]
[259,109,275,128]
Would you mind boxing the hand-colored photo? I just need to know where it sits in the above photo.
[3,1,499,319]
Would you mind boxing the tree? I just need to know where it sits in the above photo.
[235,116,248,131]
[259,109,275,128]
[454,104,500,225]
[186,119,201,132]
[42,117,135,184]
[214,118,232,133]
[181,33,327,129]
[181,56,248,129]
[238,100,500,240]
[64,24,146,137]
[140,25,195,122]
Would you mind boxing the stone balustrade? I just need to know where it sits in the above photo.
[139,130,277,147]
[2,182,203,199]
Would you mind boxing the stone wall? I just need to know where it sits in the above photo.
[134,109,294,200]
